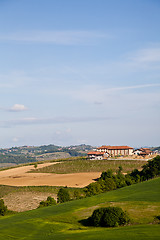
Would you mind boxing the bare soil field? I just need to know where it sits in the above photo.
[0,162,101,212]
[0,162,101,188]
[3,191,57,212]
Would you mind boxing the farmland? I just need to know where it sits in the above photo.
[0,177,159,239]
[31,159,147,174]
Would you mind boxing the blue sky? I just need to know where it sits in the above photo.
[0,0,160,148]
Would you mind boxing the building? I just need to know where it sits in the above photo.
[87,145,133,160]
[87,151,106,160]
[133,148,152,156]
[97,145,133,156]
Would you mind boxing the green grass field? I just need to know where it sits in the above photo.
[31,159,147,174]
[0,177,160,239]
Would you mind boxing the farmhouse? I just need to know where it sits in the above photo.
[87,151,106,160]
[87,145,133,160]
[133,148,152,156]
[97,145,133,156]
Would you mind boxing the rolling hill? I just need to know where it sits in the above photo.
[0,177,159,239]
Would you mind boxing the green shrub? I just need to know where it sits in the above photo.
[89,207,130,227]
[101,169,114,180]
[125,175,134,185]
[84,182,102,197]
[73,189,82,200]
[38,196,56,208]
[99,178,117,192]
[0,199,8,216]
[57,188,70,203]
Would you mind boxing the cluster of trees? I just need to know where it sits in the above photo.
[38,196,56,208]
[130,155,160,181]
[84,156,160,196]
[38,145,86,157]
[57,187,71,203]
[88,207,130,227]
[84,167,126,197]
[38,187,71,208]
[0,154,36,164]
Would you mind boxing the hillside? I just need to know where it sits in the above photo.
[0,177,159,239]
[0,144,93,167]
[151,146,160,152]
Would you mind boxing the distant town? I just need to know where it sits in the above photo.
[87,145,159,160]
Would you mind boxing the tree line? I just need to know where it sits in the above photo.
[84,155,160,196]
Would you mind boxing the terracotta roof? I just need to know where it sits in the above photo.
[97,145,133,150]
[87,151,104,155]
[141,148,152,154]
[139,152,148,155]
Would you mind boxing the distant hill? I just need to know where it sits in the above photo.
[0,144,94,165]
[151,146,160,151]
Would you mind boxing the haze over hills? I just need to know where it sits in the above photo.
[0,144,94,167]
[0,143,159,169]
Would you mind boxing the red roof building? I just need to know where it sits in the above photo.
[97,145,133,156]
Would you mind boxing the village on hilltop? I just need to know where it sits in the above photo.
[87,145,155,160]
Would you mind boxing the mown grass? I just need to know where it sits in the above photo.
[0,177,159,239]
[31,159,147,174]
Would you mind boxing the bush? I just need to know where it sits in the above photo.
[99,178,117,192]
[84,182,102,197]
[0,199,7,216]
[89,207,130,227]
[57,188,70,203]
[73,189,82,200]
[141,155,160,180]
[38,196,56,208]
[100,169,114,180]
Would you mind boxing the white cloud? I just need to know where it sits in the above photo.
[10,104,28,112]
[67,83,160,104]
[0,30,111,45]
[0,116,112,128]
[131,48,160,63]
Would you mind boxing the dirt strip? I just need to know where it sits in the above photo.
[0,163,101,188]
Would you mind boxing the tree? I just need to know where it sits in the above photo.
[0,199,7,216]
[34,163,38,169]
[98,178,116,192]
[57,188,70,203]
[84,182,102,197]
[38,196,56,208]
[89,207,130,227]
[100,169,114,180]
[73,189,81,200]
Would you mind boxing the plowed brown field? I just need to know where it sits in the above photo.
[0,163,101,188]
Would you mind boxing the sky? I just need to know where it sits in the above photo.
[0,0,160,148]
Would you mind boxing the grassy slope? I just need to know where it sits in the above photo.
[0,177,160,240]
[31,159,147,174]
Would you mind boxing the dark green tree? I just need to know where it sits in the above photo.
[73,189,81,200]
[38,196,56,208]
[100,169,114,180]
[90,207,130,227]
[57,188,70,203]
[84,182,102,197]
[0,199,7,216]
